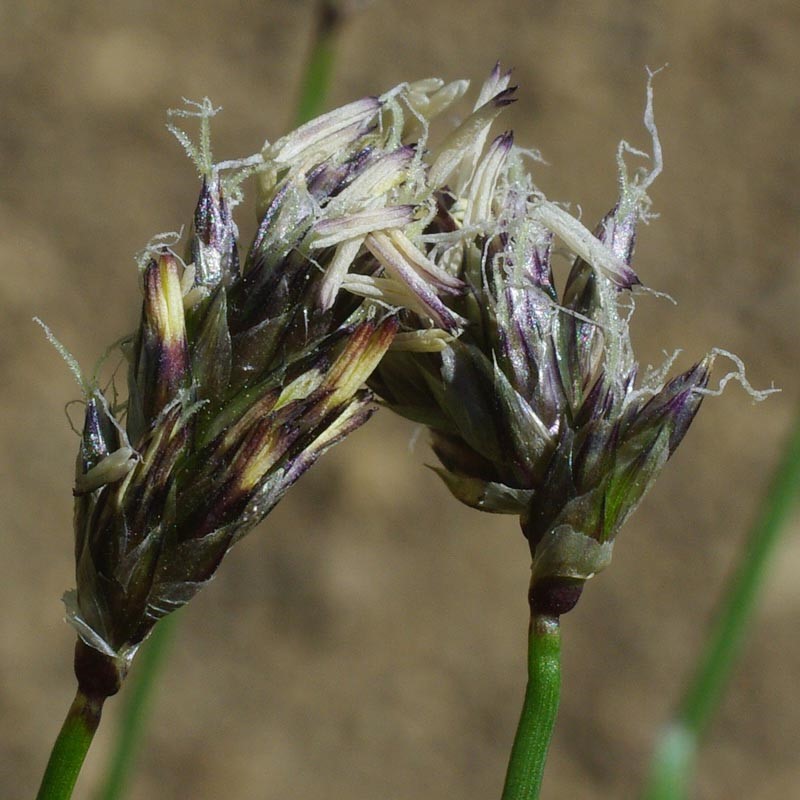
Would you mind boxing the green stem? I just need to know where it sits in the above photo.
[94,616,177,800]
[502,614,562,800]
[294,1,344,125]
[36,690,104,800]
[643,411,800,799]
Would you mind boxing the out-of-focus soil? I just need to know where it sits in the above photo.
[2,1,799,798]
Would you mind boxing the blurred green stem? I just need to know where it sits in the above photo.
[94,615,177,800]
[36,690,104,800]
[643,411,800,799]
[295,1,344,125]
[501,614,561,800]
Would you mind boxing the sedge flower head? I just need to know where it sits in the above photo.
[370,66,774,615]
[49,80,490,694]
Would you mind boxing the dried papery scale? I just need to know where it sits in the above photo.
[61,78,501,697]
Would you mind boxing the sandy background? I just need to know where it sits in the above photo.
[2,1,799,798]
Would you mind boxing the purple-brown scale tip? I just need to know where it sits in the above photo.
[191,175,239,286]
[140,252,190,419]
[628,356,711,455]
[493,87,518,107]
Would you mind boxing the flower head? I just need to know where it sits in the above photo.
[59,81,477,693]
[371,69,772,615]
